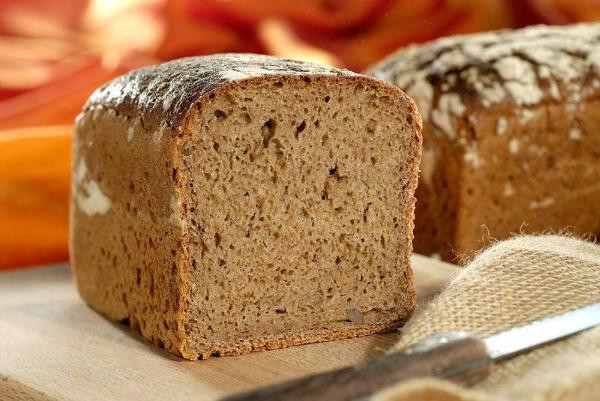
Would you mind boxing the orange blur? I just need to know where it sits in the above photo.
[0,127,71,269]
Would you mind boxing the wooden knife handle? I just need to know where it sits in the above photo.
[221,333,491,401]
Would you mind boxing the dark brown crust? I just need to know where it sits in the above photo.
[187,316,410,360]
[85,53,358,132]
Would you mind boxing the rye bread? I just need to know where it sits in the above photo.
[70,54,423,359]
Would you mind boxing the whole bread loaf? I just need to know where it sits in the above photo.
[368,23,600,261]
[70,54,422,359]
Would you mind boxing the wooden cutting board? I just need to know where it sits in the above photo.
[0,255,455,401]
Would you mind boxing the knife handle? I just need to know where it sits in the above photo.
[221,332,492,401]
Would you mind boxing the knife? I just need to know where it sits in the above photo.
[221,302,600,401]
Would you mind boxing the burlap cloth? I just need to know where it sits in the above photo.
[372,235,600,401]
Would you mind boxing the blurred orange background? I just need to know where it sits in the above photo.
[1,0,598,269]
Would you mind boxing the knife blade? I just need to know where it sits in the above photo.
[485,302,600,360]
[221,302,600,401]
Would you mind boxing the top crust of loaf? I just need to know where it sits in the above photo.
[367,23,600,140]
[83,54,361,131]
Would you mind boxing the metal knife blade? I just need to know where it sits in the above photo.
[484,302,600,360]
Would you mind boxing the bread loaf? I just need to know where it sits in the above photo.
[368,23,600,261]
[70,54,422,359]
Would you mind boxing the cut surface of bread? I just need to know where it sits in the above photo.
[70,54,422,359]
[368,23,600,262]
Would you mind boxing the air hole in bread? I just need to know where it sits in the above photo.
[241,112,252,123]
[295,121,306,138]
[261,119,276,148]
[214,110,227,121]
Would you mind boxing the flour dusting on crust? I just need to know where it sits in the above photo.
[86,53,358,132]
[368,23,600,141]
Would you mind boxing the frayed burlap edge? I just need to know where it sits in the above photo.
[452,228,598,266]
[373,235,600,401]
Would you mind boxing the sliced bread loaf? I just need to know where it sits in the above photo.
[70,54,422,359]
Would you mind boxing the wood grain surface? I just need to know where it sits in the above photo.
[0,254,456,401]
